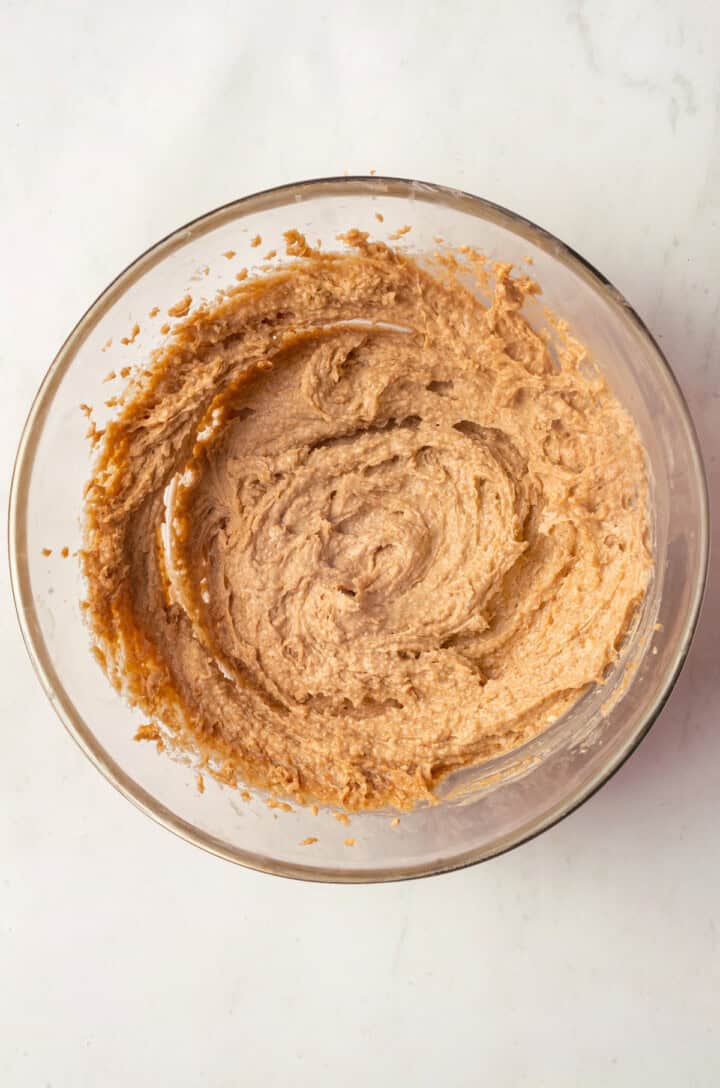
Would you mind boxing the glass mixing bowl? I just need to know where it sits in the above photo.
[9,177,708,882]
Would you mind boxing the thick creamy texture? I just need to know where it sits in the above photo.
[83,236,651,810]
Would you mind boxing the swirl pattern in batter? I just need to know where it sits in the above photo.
[82,234,651,809]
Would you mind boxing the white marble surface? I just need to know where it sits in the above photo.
[1,2,718,1084]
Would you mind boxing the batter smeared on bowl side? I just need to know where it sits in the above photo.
[82,232,651,810]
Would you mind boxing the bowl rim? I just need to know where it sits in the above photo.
[8,175,710,883]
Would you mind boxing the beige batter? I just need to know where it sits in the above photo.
[82,232,651,810]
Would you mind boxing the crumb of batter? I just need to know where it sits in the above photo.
[337,228,369,248]
[102,338,113,352]
[241,789,251,802]
[42,547,52,557]
[135,722,165,753]
[235,268,248,281]
[85,420,104,447]
[80,403,92,417]
[344,838,355,846]
[91,644,106,669]
[149,306,160,318]
[280,230,312,260]
[210,759,237,787]
[390,817,401,827]
[300,837,318,846]
[250,234,261,248]
[389,225,412,240]
[264,249,277,261]
[223,250,236,259]
[310,804,319,816]
[121,324,140,346]
[103,370,117,383]
[196,772,205,793]
[168,295,192,318]
[267,799,293,813]
[160,323,170,335]
[334,813,351,827]
[81,234,651,812]
[375,212,384,223]
[61,546,69,558]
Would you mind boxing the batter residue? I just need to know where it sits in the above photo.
[82,232,651,810]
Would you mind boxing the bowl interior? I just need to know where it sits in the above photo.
[10,178,708,881]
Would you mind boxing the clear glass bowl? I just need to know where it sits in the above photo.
[9,177,709,882]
